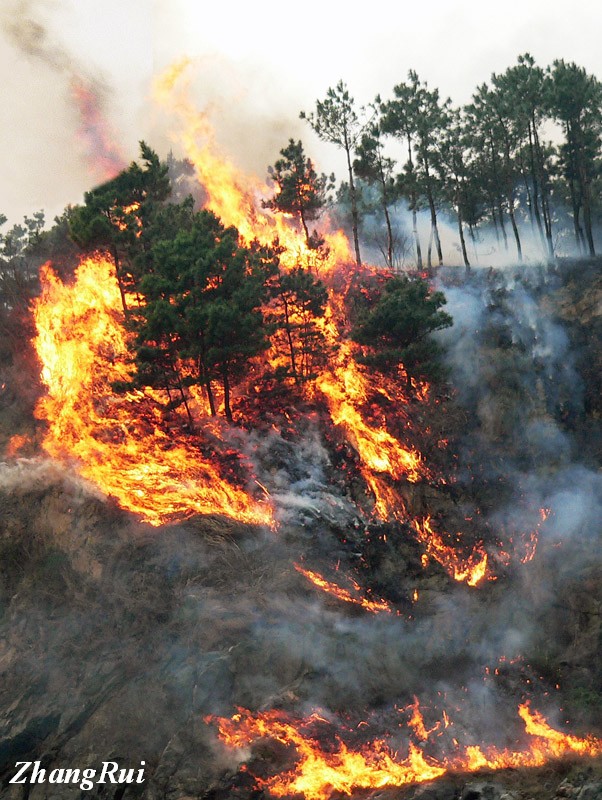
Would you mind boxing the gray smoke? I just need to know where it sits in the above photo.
[1,261,600,795]
[1,0,126,186]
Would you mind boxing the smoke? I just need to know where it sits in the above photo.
[350,198,589,272]
[3,0,127,184]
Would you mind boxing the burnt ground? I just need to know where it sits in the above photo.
[0,258,601,800]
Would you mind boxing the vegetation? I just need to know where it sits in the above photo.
[351,276,452,384]
[264,139,334,250]
[301,81,366,268]
[6,51,602,429]
[296,54,602,267]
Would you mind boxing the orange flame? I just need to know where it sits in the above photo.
[152,59,351,274]
[208,703,602,800]
[412,515,489,586]
[316,342,424,491]
[32,255,274,527]
[406,697,440,740]
[295,564,393,614]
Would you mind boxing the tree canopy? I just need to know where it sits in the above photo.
[351,276,452,384]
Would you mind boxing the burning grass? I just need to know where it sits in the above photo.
[207,703,602,800]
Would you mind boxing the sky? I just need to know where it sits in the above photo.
[2,0,602,225]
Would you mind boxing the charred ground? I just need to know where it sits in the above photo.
[0,256,601,799]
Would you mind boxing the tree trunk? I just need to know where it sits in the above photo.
[575,125,596,256]
[206,381,216,417]
[412,205,422,269]
[489,195,501,243]
[222,366,232,422]
[527,124,545,247]
[282,295,298,383]
[344,130,362,267]
[498,200,509,249]
[532,124,554,258]
[175,372,194,430]
[488,137,508,250]
[407,136,422,269]
[379,171,394,269]
[299,203,311,248]
[424,166,443,265]
[568,174,585,254]
[507,198,523,262]
[112,244,129,317]
[457,197,470,268]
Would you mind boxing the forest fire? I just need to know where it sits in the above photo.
[208,703,602,800]
[25,59,562,591]
[294,564,394,614]
[32,255,274,527]
[153,59,351,274]
[2,35,602,800]
[29,63,504,587]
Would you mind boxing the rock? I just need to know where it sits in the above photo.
[413,780,460,800]
[556,780,577,798]
[461,783,503,800]
[576,783,602,800]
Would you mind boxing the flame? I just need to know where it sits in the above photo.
[406,697,440,741]
[70,77,127,182]
[295,564,393,614]
[32,255,274,527]
[316,342,424,489]
[209,708,445,799]
[412,515,489,586]
[152,59,351,273]
[208,703,602,800]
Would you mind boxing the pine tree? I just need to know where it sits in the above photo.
[351,276,452,386]
[264,139,333,249]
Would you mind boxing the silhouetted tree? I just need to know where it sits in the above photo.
[548,59,602,256]
[69,142,171,313]
[301,81,365,267]
[354,122,398,268]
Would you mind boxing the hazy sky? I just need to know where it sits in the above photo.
[2,0,602,224]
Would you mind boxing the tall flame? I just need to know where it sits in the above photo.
[32,255,273,527]
[152,59,351,273]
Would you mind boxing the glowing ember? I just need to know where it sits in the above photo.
[208,703,602,800]
[5,433,31,457]
[32,255,274,527]
[295,564,393,614]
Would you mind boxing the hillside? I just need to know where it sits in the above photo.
[0,258,601,800]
